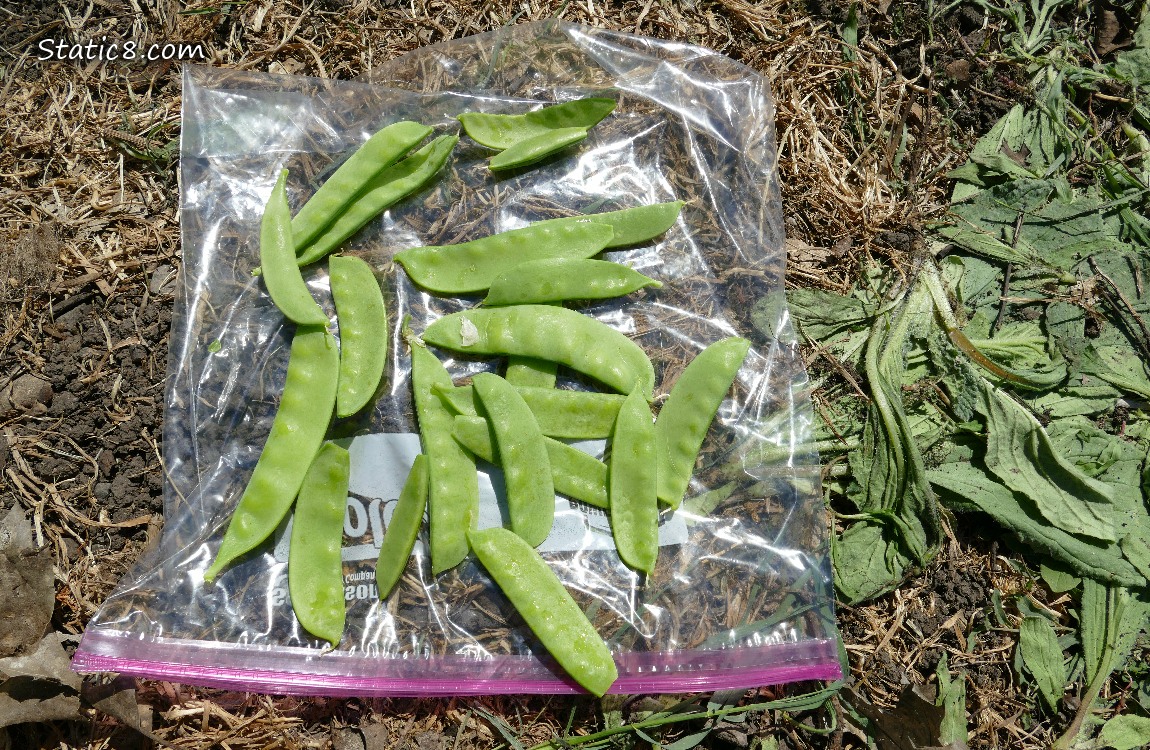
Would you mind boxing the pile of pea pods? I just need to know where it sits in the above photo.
[201,99,752,696]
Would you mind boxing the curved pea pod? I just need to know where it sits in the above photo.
[484,258,662,306]
[489,127,589,171]
[452,415,610,510]
[609,390,658,574]
[655,337,751,509]
[471,373,554,546]
[537,201,685,248]
[434,383,624,440]
[292,121,432,252]
[457,97,616,150]
[375,454,429,600]
[260,169,327,325]
[204,326,339,582]
[330,255,387,418]
[411,344,479,575]
[467,527,618,696]
[422,306,655,399]
[394,221,614,295]
[294,135,458,268]
[288,442,349,647]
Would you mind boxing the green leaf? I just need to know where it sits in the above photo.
[1028,386,1119,418]
[786,288,871,342]
[976,381,1116,541]
[1040,562,1081,593]
[1019,616,1067,712]
[1081,344,1150,399]
[928,463,1144,586]
[832,521,909,605]
[1079,578,1109,685]
[1100,714,1150,750]
[935,653,968,746]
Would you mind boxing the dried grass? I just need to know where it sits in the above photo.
[2,1,990,748]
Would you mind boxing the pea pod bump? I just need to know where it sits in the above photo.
[292,121,432,252]
[295,135,458,268]
[375,454,429,600]
[289,442,349,647]
[411,344,479,574]
[452,415,610,510]
[484,258,661,306]
[422,306,654,399]
[538,200,685,249]
[260,169,328,326]
[468,527,618,696]
[489,127,589,171]
[434,383,625,440]
[205,326,339,582]
[330,255,387,418]
[472,373,555,547]
[655,337,751,509]
[457,97,616,150]
[609,390,659,575]
[395,221,614,295]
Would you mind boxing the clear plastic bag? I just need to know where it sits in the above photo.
[73,21,841,695]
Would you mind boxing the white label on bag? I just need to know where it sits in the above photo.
[274,432,688,563]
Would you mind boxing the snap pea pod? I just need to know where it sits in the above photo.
[260,169,327,325]
[292,121,432,252]
[452,415,609,510]
[484,258,662,306]
[535,200,685,248]
[394,221,614,295]
[504,357,557,388]
[288,442,349,646]
[467,527,618,696]
[204,326,339,582]
[294,135,458,268]
[422,306,655,399]
[489,127,588,171]
[655,337,751,509]
[433,383,624,440]
[472,373,554,547]
[457,97,616,150]
[330,255,387,418]
[411,344,479,574]
[375,454,429,600]
[609,390,658,575]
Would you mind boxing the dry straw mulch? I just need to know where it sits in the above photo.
[1,1,983,748]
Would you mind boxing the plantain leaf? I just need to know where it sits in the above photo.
[1100,714,1150,750]
[1019,616,1067,712]
[833,521,909,605]
[976,381,1116,541]
[935,653,968,746]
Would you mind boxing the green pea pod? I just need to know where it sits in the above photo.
[330,255,387,418]
[609,390,659,574]
[422,306,654,399]
[411,344,479,574]
[536,201,684,248]
[655,337,751,509]
[434,383,624,440]
[452,415,609,510]
[467,527,618,696]
[457,97,616,150]
[205,326,339,582]
[294,135,458,268]
[504,357,558,388]
[260,169,328,325]
[486,124,583,167]
[471,373,554,547]
[489,127,589,171]
[484,258,662,306]
[288,442,349,646]
[292,121,432,251]
[395,221,614,295]
[375,454,429,600]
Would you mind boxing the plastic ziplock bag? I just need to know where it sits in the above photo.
[73,21,842,695]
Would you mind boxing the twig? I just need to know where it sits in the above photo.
[995,211,1026,332]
